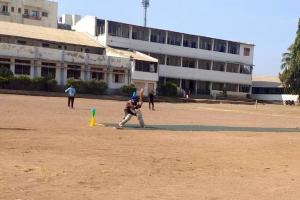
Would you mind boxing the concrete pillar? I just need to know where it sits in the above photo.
[196,60,199,69]
[209,82,213,93]
[211,39,215,51]
[36,60,41,77]
[210,61,214,70]
[165,31,168,44]
[30,60,34,79]
[180,57,183,67]
[55,65,61,85]
[181,34,184,47]
[10,58,15,74]
[226,41,229,53]
[195,80,198,95]
[224,62,227,72]
[80,65,85,80]
[164,55,167,65]
[63,64,68,85]
[129,25,133,39]
[148,28,151,42]
[197,36,200,49]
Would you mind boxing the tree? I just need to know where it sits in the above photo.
[280,18,300,94]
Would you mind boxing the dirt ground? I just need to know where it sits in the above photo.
[1,94,300,200]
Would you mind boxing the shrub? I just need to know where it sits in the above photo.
[46,79,58,92]
[157,82,178,97]
[66,79,107,95]
[0,77,9,88]
[120,84,137,96]
[8,76,31,90]
[0,67,13,78]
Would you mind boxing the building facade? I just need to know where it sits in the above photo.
[252,76,299,103]
[75,16,255,98]
[0,0,57,28]
[0,21,159,93]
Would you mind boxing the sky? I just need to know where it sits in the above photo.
[57,0,300,76]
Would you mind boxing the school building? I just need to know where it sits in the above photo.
[74,16,255,98]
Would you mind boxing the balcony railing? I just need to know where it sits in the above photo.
[0,11,10,16]
[22,14,41,20]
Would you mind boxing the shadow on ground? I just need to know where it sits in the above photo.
[104,124,300,133]
[0,128,33,131]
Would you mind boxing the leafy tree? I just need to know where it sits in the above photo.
[280,18,300,94]
[0,66,13,78]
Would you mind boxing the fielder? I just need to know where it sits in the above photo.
[117,89,145,129]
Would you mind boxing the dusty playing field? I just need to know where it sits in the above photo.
[1,94,300,200]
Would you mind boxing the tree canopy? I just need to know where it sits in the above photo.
[280,18,300,94]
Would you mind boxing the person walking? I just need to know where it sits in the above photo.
[148,90,155,111]
[65,85,76,109]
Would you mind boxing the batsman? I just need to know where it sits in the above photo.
[117,88,145,129]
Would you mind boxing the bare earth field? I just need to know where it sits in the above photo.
[1,94,300,200]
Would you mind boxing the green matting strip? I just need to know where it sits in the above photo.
[104,124,300,133]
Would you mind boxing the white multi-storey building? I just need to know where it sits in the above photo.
[0,0,57,28]
[75,16,255,98]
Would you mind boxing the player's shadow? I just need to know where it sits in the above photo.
[105,124,300,133]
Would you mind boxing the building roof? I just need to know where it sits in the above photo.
[252,76,283,88]
[0,21,104,48]
[106,47,158,63]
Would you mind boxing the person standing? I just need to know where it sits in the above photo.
[65,85,76,109]
[148,90,155,111]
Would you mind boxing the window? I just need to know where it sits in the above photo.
[240,85,251,93]
[18,8,21,13]
[67,65,81,79]
[24,9,29,15]
[135,61,157,73]
[30,10,39,17]
[42,12,48,17]
[1,5,8,13]
[199,37,212,50]
[226,63,239,73]
[108,21,129,38]
[42,62,56,67]
[225,83,238,92]
[17,40,27,45]
[244,48,251,56]
[15,59,31,64]
[212,82,224,91]
[113,70,125,83]
[149,53,165,65]
[197,81,210,95]
[198,59,211,70]
[91,67,104,80]
[96,19,105,36]
[228,42,240,55]
[15,65,30,75]
[150,29,166,44]
[214,40,227,53]
[252,87,284,95]
[58,45,62,49]
[11,7,14,12]
[182,57,196,68]
[212,62,225,71]
[167,32,182,46]
[41,67,56,78]
[183,34,198,48]
[166,55,181,67]
[0,57,11,63]
[240,65,252,74]
[42,43,50,48]
[132,25,149,41]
